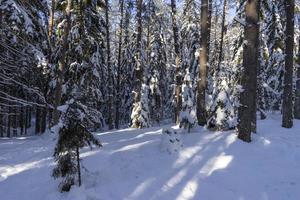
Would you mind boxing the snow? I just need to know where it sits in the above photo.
[1,114,300,200]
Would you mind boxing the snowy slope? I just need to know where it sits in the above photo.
[0,114,300,200]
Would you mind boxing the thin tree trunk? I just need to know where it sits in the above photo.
[7,106,11,137]
[35,106,41,134]
[216,0,227,72]
[76,147,81,187]
[19,106,24,135]
[282,0,294,128]
[115,0,124,129]
[295,35,300,119]
[48,0,55,37]
[207,0,212,59]
[53,0,72,125]
[238,0,260,142]
[12,107,17,137]
[197,0,209,126]
[171,0,182,124]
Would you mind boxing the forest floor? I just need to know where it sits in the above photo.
[0,114,300,200]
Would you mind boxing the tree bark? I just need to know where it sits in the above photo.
[48,0,55,37]
[216,0,227,72]
[207,0,212,58]
[105,0,114,129]
[238,0,260,142]
[115,0,124,129]
[294,30,300,119]
[197,0,209,126]
[76,147,81,187]
[282,0,294,128]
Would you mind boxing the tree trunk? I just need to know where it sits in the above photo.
[19,106,24,135]
[7,106,11,137]
[115,0,124,129]
[35,106,41,134]
[294,31,300,119]
[48,0,55,37]
[131,0,143,128]
[171,0,182,124]
[53,0,72,125]
[105,0,114,129]
[76,147,81,187]
[216,0,227,72]
[207,0,212,58]
[197,0,209,126]
[238,0,260,142]
[282,0,294,128]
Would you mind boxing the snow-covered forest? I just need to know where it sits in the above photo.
[0,0,300,199]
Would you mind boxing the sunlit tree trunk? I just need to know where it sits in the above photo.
[238,0,260,142]
[197,0,209,126]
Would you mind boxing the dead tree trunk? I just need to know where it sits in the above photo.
[282,0,294,128]
[197,0,209,126]
[238,0,260,142]
[170,0,182,124]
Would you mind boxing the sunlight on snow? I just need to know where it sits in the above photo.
[200,153,233,176]
[0,157,52,182]
[126,178,156,200]
[176,180,198,200]
[111,141,154,153]
[162,169,188,193]
[173,146,203,168]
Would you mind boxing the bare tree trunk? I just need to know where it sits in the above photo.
[7,106,11,137]
[48,0,55,37]
[238,0,260,142]
[115,0,124,129]
[282,0,294,128]
[19,106,24,135]
[131,0,143,128]
[35,106,41,134]
[295,35,300,119]
[171,0,182,124]
[216,0,227,72]
[105,0,114,129]
[53,0,72,125]
[197,0,209,126]
[12,107,17,137]
[76,147,81,187]
[207,0,212,59]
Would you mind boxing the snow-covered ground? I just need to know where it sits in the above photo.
[0,114,300,200]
